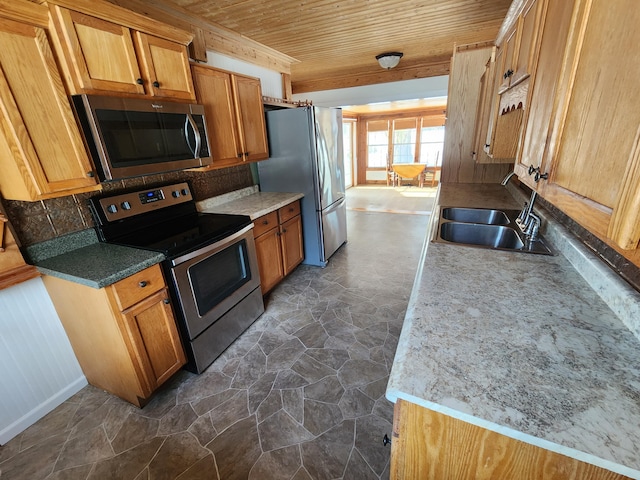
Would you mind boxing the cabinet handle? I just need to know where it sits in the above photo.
[86,171,95,178]
[163,298,170,304]
[383,434,392,446]
[139,281,147,288]
[136,78,143,85]
[152,81,160,88]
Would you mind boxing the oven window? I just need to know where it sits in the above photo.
[188,239,252,316]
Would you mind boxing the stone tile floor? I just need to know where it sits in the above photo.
[0,186,433,480]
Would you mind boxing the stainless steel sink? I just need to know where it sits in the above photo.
[434,206,553,255]
[440,222,524,249]
[441,207,510,225]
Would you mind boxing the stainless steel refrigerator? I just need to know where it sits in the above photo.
[258,106,347,267]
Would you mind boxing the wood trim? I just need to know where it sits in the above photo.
[495,0,529,46]
[609,124,640,249]
[0,0,49,27]
[104,0,297,73]
[0,264,40,291]
[292,57,451,94]
[281,73,292,102]
[46,0,194,45]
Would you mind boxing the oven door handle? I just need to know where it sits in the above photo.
[170,223,254,267]
[184,113,202,158]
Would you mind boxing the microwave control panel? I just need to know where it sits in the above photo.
[96,182,193,221]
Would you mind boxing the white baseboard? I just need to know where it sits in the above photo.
[0,376,87,446]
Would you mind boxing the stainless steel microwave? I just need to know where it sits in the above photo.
[72,94,213,181]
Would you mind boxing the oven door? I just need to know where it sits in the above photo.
[169,225,260,340]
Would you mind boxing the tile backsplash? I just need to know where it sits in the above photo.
[5,165,254,247]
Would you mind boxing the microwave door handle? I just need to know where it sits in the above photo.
[184,113,202,157]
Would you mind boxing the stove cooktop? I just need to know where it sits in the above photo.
[89,182,252,258]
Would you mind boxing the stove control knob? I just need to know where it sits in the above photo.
[172,190,181,198]
[106,204,118,214]
[121,201,131,210]
[181,188,189,196]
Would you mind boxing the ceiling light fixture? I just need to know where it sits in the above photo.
[376,52,403,70]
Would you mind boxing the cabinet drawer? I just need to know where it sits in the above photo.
[253,211,279,238]
[278,201,301,224]
[111,264,164,311]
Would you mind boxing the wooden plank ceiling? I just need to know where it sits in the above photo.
[121,0,513,93]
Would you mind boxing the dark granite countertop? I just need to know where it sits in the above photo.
[27,230,164,289]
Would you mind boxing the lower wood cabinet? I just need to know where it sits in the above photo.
[253,200,304,294]
[43,264,186,407]
[390,399,629,480]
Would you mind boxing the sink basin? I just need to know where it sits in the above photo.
[440,222,525,249]
[441,207,510,225]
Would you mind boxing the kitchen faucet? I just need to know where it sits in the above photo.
[501,170,542,241]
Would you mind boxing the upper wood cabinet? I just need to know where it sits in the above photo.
[50,5,195,100]
[480,0,544,163]
[190,65,269,170]
[509,0,640,262]
[0,11,100,201]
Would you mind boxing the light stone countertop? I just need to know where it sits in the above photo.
[197,185,304,219]
[386,183,640,479]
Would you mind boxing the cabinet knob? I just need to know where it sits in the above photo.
[163,298,170,304]
[237,153,243,158]
[262,220,269,225]
[139,281,147,288]
[383,434,392,446]
[535,171,549,182]
[136,78,143,85]
[86,171,95,178]
[152,81,160,88]
[485,144,490,148]
[282,228,287,233]
[503,69,514,79]
[244,152,249,157]
[528,165,536,175]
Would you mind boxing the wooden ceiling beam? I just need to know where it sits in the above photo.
[292,58,452,94]
[105,0,297,73]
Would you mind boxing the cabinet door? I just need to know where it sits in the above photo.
[515,0,575,191]
[390,399,630,480]
[0,18,98,201]
[510,0,543,86]
[255,227,284,294]
[232,74,269,163]
[191,65,243,166]
[134,32,195,100]
[51,7,145,95]
[281,215,304,276]
[120,288,186,395]
[539,0,640,247]
[498,26,518,92]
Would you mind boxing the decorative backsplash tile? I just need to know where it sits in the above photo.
[5,165,254,248]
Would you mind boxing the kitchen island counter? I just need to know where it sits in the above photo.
[387,183,640,478]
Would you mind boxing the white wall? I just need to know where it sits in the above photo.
[292,75,449,107]
[203,51,284,99]
[0,278,86,445]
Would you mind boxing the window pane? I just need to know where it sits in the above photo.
[392,127,416,164]
[367,128,388,168]
[420,126,445,166]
